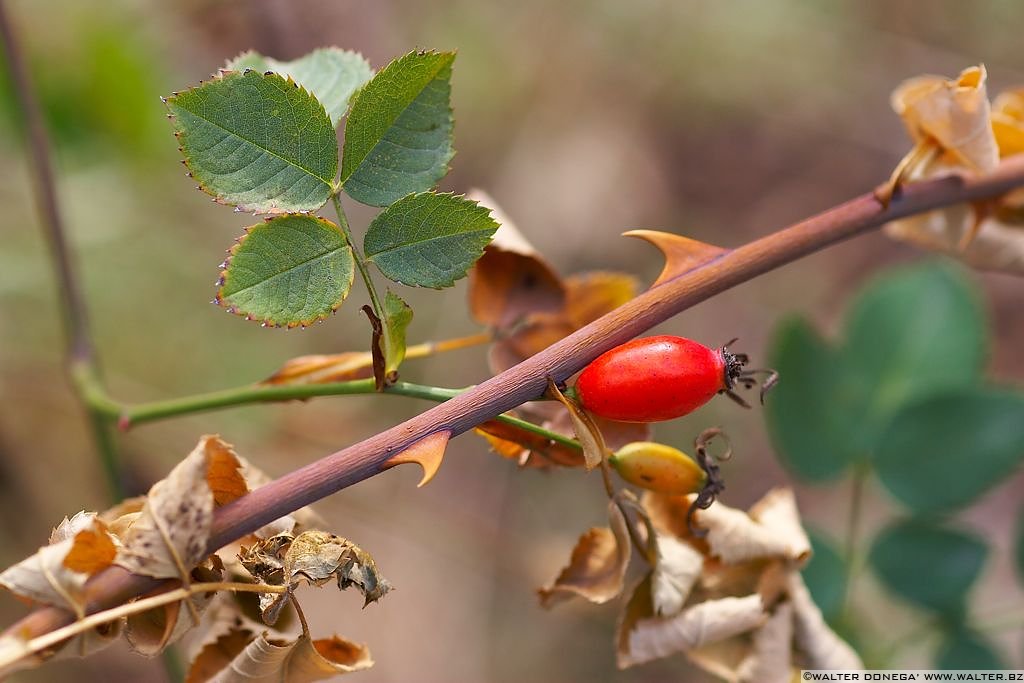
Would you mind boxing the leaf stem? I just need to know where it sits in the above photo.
[839,462,870,623]
[331,194,386,325]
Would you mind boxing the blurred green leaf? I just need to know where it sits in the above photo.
[166,71,336,213]
[869,519,987,618]
[803,529,846,625]
[842,262,986,453]
[765,317,860,481]
[364,192,498,288]
[1017,507,1024,584]
[382,290,413,378]
[218,215,354,327]
[340,50,455,207]
[935,626,1005,669]
[227,48,373,127]
[875,388,1024,513]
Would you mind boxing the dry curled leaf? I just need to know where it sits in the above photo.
[240,530,391,626]
[187,629,372,683]
[261,352,376,386]
[0,512,115,612]
[545,379,607,471]
[539,500,631,607]
[690,489,811,565]
[733,601,794,683]
[651,533,704,618]
[992,88,1024,157]
[118,436,244,579]
[125,556,225,657]
[892,65,998,173]
[466,189,565,329]
[787,570,862,670]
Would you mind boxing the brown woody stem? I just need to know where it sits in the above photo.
[7,115,1024,655]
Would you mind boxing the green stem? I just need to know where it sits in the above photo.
[118,378,582,452]
[332,194,385,319]
[839,462,869,623]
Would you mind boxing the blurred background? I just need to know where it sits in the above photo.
[0,0,1022,680]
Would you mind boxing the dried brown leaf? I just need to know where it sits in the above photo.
[261,352,374,386]
[735,602,794,683]
[381,430,450,487]
[0,512,115,611]
[539,501,630,607]
[620,594,767,669]
[692,489,810,565]
[624,230,728,287]
[787,571,862,670]
[562,272,638,327]
[117,436,225,579]
[651,533,704,617]
[125,556,224,657]
[993,88,1024,157]
[187,629,372,682]
[466,189,565,329]
[892,65,998,172]
[240,531,391,626]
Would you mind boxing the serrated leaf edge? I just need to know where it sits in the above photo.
[164,70,336,215]
[213,214,354,329]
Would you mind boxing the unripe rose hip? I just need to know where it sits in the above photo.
[574,335,776,423]
[608,442,706,495]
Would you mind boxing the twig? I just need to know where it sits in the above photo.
[7,125,1024,655]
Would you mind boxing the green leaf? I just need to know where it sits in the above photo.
[935,627,1005,669]
[364,192,498,288]
[382,290,414,378]
[217,215,354,327]
[869,519,987,618]
[340,50,455,207]
[875,388,1024,513]
[842,262,986,454]
[765,317,861,481]
[227,48,373,127]
[802,529,846,625]
[166,70,337,213]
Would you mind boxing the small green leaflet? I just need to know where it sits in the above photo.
[341,50,455,207]
[364,192,499,288]
[226,48,373,127]
[382,290,414,378]
[166,70,337,214]
[217,215,354,327]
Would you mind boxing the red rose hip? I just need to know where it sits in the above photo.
[574,335,775,423]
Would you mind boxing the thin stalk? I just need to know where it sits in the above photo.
[332,194,385,319]
[840,462,869,623]
[0,1,122,499]
[9,125,1024,653]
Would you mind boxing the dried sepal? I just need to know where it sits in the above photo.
[538,500,631,607]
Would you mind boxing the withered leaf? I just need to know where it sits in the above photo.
[734,601,794,683]
[691,489,810,565]
[466,189,565,329]
[117,436,239,579]
[474,418,586,468]
[240,531,391,626]
[125,556,224,657]
[261,352,374,386]
[620,593,767,669]
[992,88,1024,157]
[0,512,115,612]
[651,533,704,618]
[892,65,998,173]
[624,230,728,287]
[787,570,862,670]
[187,629,372,682]
[538,500,630,607]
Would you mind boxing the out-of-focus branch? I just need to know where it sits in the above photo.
[0,1,125,498]
[9,153,1024,650]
